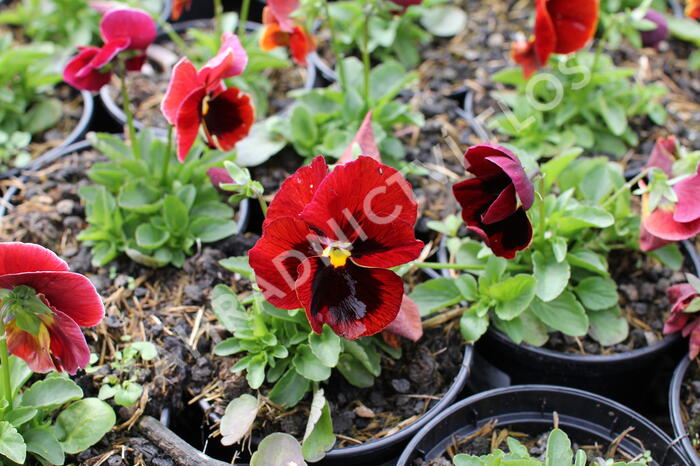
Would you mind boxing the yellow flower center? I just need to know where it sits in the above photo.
[202,96,210,116]
[322,246,351,268]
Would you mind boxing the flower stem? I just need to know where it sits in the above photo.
[119,69,139,159]
[361,8,371,110]
[538,178,546,242]
[214,0,224,43]
[238,0,251,39]
[257,193,268,217]
[323,0,347,93]
[0,321,13,409]
[161,126,173,187]
[601,168,650,209]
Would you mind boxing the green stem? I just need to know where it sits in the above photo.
[257,193,268,217]
[214,0,224,43]
[601,168,650,209]
[323,0,347,93]
[119,68,139,159]
[237,0,251,39]
[361,8,371,110]
[0,321,13,410]
[161,126,173,187]
[414,262,529,272]
[538,178,546,242]
[153,15,190,56]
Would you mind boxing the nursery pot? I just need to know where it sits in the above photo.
[460,240,700,412]
[397,385,689,466]
[99,19,319,131]
[0,90,94,180]
[170,0,264,23]
[669,357,700,465]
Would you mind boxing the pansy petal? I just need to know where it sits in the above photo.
[267,0,299,33]
[206,167,234,191]
[532,0,557,64]
[198,50,235,92]
[643,206,700,241]
[645,137,676,175]
[100,7,156,50]
[673,173,700,223]
[350,219,423,268]
[63,47,112,92]
[161,58,199,125]
[301,157,418,243]
[0,271,103,327]
[202,87,254,152]
[338,110,380,164]
[84,37,131,72]
[6,320,54,373]
[265,156,330,226]
[690,323,700,359]
[481,183,518,225]
[664,311,690,334]
[289,26,315,66]
[295,259,404,339]
[485,154,534,209]
[669,284,698,312]
[511,40,540,79]
[124,53,147,72]
[174,87,206,162]
[0,242,69,275]
[260,22,289,51]
[249,217,319,310]
[688,0,700,19]
[468,207,533,259]
[463,144,513,179]
[218,32,248,78]
[44,310,91,375]
[639,223,672,252]
[546,0,599,54]
[452,177,499,227]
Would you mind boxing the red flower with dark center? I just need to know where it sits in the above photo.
[452,143,535,259]
[687,0,700,19]
[512,0,599,78]
[664,283,700,359]
[63,6,156,91]
[639,138,700,252]
[259,0,316,66]
[249,156,423,339]
[171,0,193,20]
[0,243,104,374]
[161,33,254,162]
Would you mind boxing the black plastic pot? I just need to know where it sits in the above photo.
[0,89,94,180]
[99,19,319,131]
[398,385,689,466]
[170,0,264,23]
[669,357,700,465]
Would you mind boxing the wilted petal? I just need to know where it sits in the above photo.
[0,242,69,275]
[43,310,91,375]
[0,271,103,327]
[673,171,700,223]
[161,58,199,125]
[645,137,676,175]
[301,157,418,243]
[338,111,380,164]
[174,87,206,162]
[6,320,54,373]
[267,0,299,33]
[295,259,404,339]
[249,217,319,310]
[202,87,254,152]
[289,26,316,67]
[511,40,540,79]
[350,219,423,269]
[643,205,700,241]
[383,295,423,346]
[100,7,156,51]
[63,47,113,92]
[265,156,329,226]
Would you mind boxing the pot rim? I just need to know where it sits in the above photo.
[669,356,700,465]
[398,384,685,466]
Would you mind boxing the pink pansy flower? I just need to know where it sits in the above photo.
[663,283,700,359]
[0,243,104,375]
[161,33,254,162]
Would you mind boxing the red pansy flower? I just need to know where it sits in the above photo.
[0,243,104,374]
[512,0,599,78]
[687,0,700,19]
[249,156,423,340]
[63,6,156,91]
[664,283,700,359]
[452,144,535,259]
[639,138,700,252]
[387,0,422,14]
[171,0,193,20]
[161,33,254,162]
[259,0,316,67]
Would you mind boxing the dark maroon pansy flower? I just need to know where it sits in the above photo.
[452,143,535,259]
[0,243,104,374]
[641,9,668,48]
[663,283,700,359]
[249,156,423,340]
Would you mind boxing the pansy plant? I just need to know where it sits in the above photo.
[0,243,115,464]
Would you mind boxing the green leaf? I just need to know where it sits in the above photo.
[54,398,116,454]
[220,394,259,446]
[250,433,307,466]
[302,390,335,462]
[0,421,26,464]
[9,356,31,396]
[567,250,608,275]
[650,244,683,271]
[135,224,169,250]
[117,180,161,213]
[269,368,310,408]
[533,250,570,302]
[597,95,627,136]
[21,377,83,409]
[130,341,158,360]
[309,326,341,367]
[551,237,568,263]
[23,98,62,134]
[460,307,489,342]
[219,256,254,279]
[113,382,143,407]
[335,354,375,388]
[162,195,189,234]
[530,293,589,337]
[420,5,467,37]
[210,284,247,333]
[490,275,537,320]
[341,340,381,376]
[24,427,64,465]
[408,277,464,316]
[545,429,573,466]
[589,306,629,346]
[235,118,287,166]
[291,105,318,148]
[5,406,37,428]
[293,345,331,381]
[574,277,618,311]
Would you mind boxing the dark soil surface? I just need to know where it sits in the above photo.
[412,421,640,465]
[681,360,700,459]
[544,249,688,355]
